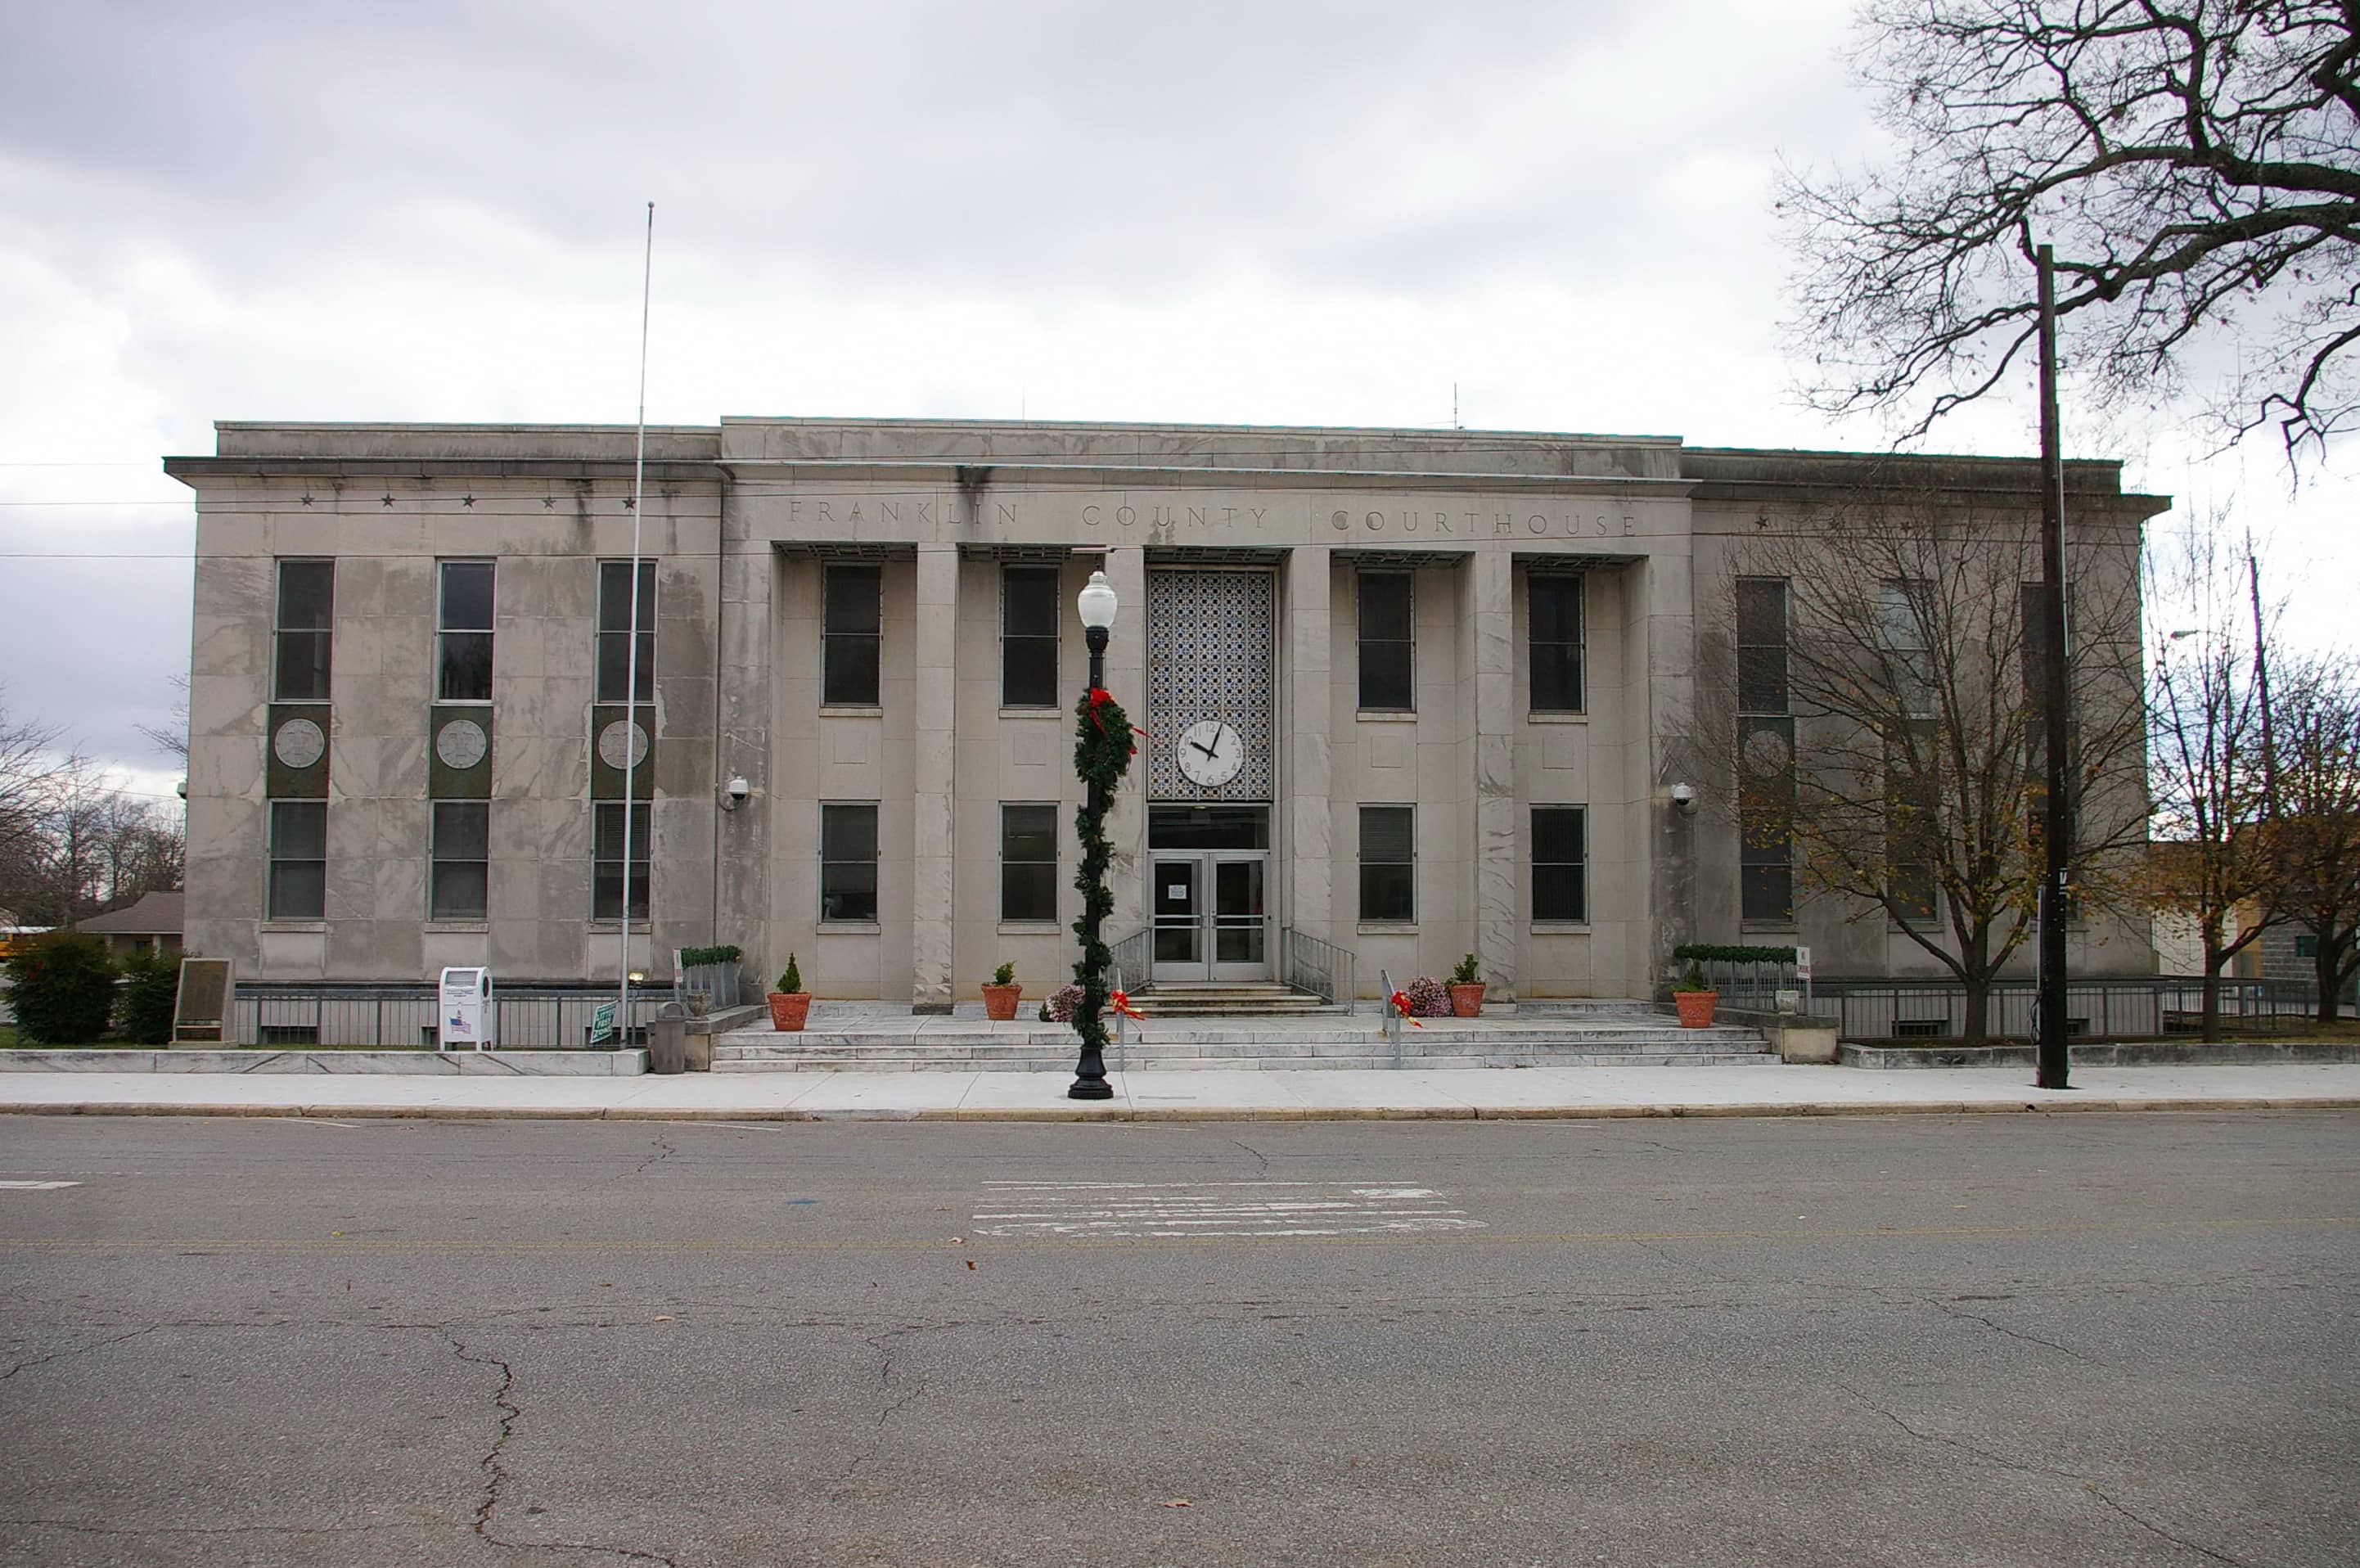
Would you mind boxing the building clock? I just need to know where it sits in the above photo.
[1176,719,1244,787]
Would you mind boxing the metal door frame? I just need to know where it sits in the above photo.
[1151,850,1270,983]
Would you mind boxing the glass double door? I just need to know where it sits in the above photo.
[1151,853,1269,982]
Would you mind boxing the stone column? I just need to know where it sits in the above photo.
[1636,552,1696,998]
[910,544,957,1012]
[1283,546,1333,961]
[1464,548,1519,1003]
[1101,545,1149,944]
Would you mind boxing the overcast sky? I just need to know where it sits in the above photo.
[4,0,2353,801]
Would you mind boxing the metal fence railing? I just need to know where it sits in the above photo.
[1687,957,1812,1016]
[1812,975,2323,1042]
[1279,927,1354,1010]
[1108,928,1149,994]
[232,985,671,1048]
[672,956,745,1012]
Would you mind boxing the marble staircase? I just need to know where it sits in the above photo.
[712,1004,1774,1072]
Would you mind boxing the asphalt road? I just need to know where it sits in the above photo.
[0,1111,2353,1567]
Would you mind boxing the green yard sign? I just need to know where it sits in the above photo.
[589,1001,617,1046]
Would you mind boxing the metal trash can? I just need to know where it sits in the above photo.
[646,1001,687,1075]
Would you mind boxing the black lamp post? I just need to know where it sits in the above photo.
[1069,568,1119,1101]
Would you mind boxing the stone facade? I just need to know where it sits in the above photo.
[167,417,2167,1003]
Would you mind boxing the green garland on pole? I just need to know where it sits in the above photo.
[1071,686,1137,1057]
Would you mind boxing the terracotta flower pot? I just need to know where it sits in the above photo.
[1673,990,1718,1029]
[980,983,1023,1022]
[768,991,812,1032]
[1448,982,1487,1017]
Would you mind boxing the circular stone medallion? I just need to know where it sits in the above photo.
[597,719,651,772]
[1741,726,1793,778]
[272,716,326,770]
[435,718,489,771]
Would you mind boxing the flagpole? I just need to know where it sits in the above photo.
[619,202,653,1039]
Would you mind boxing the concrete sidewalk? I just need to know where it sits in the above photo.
[2,1062,2356,1121]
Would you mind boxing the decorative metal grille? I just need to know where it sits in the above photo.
[1146,569,1274,800]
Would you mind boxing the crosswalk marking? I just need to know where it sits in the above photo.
[973,1179,1484,1239]
[0,1180,81,1191]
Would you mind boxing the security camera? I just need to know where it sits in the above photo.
[175,778,187,800]
[1669,782,1697,813]
[723,775,751,810]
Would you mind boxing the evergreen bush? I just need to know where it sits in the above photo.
[115,950,178,1044]
[3,934,118,1044]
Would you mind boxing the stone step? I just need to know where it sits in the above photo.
[713,1049,1780,1073]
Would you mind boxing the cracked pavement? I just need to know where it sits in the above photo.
[0,1111,2353,1566]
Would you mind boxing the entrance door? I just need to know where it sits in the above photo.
[1151,852,1270,984]
[1151,857,1207,983]
[1209,855,1268,980]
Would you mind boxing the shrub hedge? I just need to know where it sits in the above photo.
[1672,944,1799,965]
[3,934,118,1044]
[115,950,179,1044]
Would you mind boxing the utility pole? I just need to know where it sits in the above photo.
[2034,245,2073,1091]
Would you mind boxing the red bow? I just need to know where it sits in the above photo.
[1108,988,1147,1023]
[1087,687,1148,755]
[1387,990,1426,1028]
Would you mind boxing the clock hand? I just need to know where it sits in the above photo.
[1191,739,1219,759]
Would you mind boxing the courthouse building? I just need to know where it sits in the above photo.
[166,417,2164,1008]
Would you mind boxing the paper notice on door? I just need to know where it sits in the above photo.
[1167,884,1186,899]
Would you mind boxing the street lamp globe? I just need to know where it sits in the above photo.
[1076,570,1118,632]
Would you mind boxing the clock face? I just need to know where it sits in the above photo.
[1176,719,1244,787]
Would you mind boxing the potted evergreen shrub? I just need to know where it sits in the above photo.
[768,953,812,1032]
[1447,953,1486,1016]
[1673,962,1718,1028]
[981,962,1023,1021]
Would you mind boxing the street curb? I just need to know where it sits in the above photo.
[4,1097,2358,1123]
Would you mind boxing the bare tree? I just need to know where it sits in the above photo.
[2144,526,2283,1036]
[1709,485,2151,1039]
[1782,1,2360,461]
[135,674,188,767]
[2272,654,2360,1017]
[0,690,67,875]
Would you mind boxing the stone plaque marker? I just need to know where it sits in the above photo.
[172,958,233,1046]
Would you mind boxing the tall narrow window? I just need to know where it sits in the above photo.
[1356,572,1414,711]
[1529,574,1585,713]
[268,800,327,920]
[1736,578,1795,925]
[596,561,656,704]
[1886,722,1941,925]
[823,565,883,706]
[592,802,651,921]
[1876,579,1934,716]
[1531,806,1588,922]
[438,561,494,702]
[1358,805,1415,923]
[999,803,1058,921]
[273,560,334,702]
[430,801,490,920]
[1001,565,1061,708]
[820,802,880,922]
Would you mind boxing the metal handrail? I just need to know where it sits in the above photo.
[1109,956,1128,1076]
[1279,926,1356,1012]
[1108,927,1149,994]
[1378,966,1403,1069]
